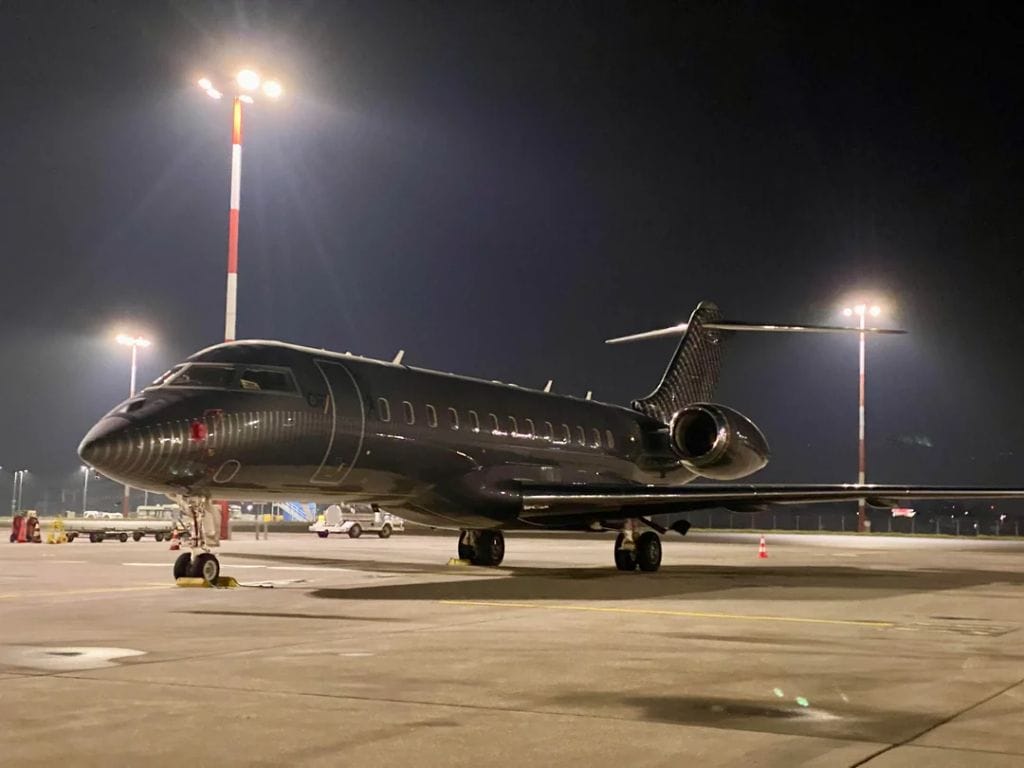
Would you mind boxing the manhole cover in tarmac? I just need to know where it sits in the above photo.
[900,620,1017,637]
[0,646,146,671]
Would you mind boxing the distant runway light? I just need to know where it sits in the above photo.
[239,94,255,104]
[206,88,223,100]
[198,77,213,90]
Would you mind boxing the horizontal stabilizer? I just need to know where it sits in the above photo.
[606,321,906,345]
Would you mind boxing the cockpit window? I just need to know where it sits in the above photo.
[151,365,184,386]
[159,363,298,394]
[164,364,236,388]
[238,368,296,393]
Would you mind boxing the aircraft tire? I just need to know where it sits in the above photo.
[635,532,662,572]
[172,552,192,580]
[378,524,392,539]
[472,531,505,567]
[189,553,220,584]
[613,533,637,571]
[457,530,474,560]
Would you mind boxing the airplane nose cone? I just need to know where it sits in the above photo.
[78,417,132,474]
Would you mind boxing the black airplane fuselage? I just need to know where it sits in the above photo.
[79,341,699,529]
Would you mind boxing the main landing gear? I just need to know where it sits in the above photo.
[170,495,221,584]
[457,529,505,566]
[614,520,662,572]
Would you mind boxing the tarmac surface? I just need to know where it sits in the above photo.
[3,531,1024,767]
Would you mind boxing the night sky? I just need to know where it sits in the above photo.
[2,2,1023,507]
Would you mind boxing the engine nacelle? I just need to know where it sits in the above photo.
[669,403,770,480]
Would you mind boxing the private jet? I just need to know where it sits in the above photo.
[79,301,1024,582]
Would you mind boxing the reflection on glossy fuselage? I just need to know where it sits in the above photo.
[79,340,705,529]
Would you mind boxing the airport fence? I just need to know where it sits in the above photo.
[682,508,1021,537]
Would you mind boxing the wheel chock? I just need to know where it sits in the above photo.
[447,558,472,566]
[174,576,239,588]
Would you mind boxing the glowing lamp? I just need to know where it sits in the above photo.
[236,69,261,91]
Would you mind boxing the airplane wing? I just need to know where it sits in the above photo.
[519,484,1024,518]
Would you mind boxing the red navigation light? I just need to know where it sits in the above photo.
[190,420,208,442]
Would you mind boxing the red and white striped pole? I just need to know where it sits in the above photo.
[225,95,243,343]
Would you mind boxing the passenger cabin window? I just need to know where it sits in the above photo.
[488,413,501,435]
[524,418,536,438]
[508,416,518,436]
[238,368,295,393]
[469,410,480,432]
[561,424,571,444]
[378,398,391,422]
[403,401,415,425]
[605,429,615,449]
[576,426,586,446]
[591,428,602,448]
[426,405,438,428]
[165,364,236,389]
[448,407,459,430]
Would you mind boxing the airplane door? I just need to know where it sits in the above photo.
[310,360,366,485]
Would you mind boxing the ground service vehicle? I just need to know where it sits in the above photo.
[308,504,404,539]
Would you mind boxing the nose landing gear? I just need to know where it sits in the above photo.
[170,495,222,584]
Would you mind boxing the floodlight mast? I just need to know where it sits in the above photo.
[841,302,884,532]
[196,69,282,343]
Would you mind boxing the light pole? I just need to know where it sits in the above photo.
[81,466,90,517]
[197,69,283,343]
[8,467,16,515]
[13,469,27,512]
[116,334,151,516]
[841,302,882,532]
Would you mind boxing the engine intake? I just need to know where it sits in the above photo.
[669,404,770,480]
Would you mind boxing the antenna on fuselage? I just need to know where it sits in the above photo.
[544,380,553,393]
[392,349,405,365]
[585,390,593,400]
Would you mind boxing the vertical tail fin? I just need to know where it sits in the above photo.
[630,301,724,424]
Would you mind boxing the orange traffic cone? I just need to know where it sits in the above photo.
[168,529,180,551]
[758,535,768,559]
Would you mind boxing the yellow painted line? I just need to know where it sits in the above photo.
[0,584,174,601]
[439,600,895,629]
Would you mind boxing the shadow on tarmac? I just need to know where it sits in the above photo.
[277,561,1024,603]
